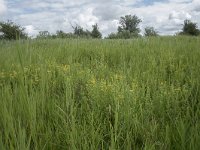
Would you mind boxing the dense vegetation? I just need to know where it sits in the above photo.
[0,36,200,149]
[0,20,28,40]
[0,15,199,40]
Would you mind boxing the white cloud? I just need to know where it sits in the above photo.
[128,0,200,35]
[24,25,38,38]
[0,0,6,15]
[2,0,200,37]
[169,0,192,3]
[169,11,191,20]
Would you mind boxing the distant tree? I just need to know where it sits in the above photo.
[84,29,92,38]
[72,25,91,38]
[0,20,28,40]
[37,31,51,39]
[106,31,142,39]
[144,27,158,37]
[56,30,66,38]
[48,30,77,39]
[91,24,102,38]
[106,14,142,39]
[118,15,142,36]
[106,33,119,39]
[180,20,199,36]
[73,25,84,36]
[117,30,134,39]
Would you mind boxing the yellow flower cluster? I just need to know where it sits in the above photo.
[0,70,18,79]
[0,72,5,78]
[10,71,18,78]
[57,64,70,73]
[114,74,124,80]
[90,77,96,85]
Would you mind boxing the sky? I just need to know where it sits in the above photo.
[0,0,200,37]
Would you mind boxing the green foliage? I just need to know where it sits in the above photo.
[73,25,92,38]
[91,24,102,39]
[107,30,141,39]
[118,15,142,35]
[144,26,158,37]
[55,30,67,38]
[179,20,200,36]
[106,14,142,39]
[0,37,200,149]
[52,30,77,39]
[0,20,28,40]
[106,32,119,39]
[36,31,51,39]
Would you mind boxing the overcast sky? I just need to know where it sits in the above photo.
[0,0,200,37]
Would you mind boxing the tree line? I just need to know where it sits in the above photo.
[0,14,200,40]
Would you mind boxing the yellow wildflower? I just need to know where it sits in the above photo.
[174,87,181,92]
[129,89,134,92]
[90,77,96,85]
[62,64,70,72]
[114,74,123,80]
[0,72,5,78]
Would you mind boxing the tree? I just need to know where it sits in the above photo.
[91,24,102,38]
[106,33,119,39]
[37,31,51,39]
[106,14,142,39]
[118,15,142,36]
[73,25,84,36]
[56,30,66,38]
[144,27,158,37]
[55,30,70,38]
[72,25,91,38]
[0,20,28,40]
[180,20,199,36]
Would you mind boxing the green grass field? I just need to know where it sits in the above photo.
[0,36,200,149]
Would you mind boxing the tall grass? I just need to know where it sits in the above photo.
[0,36,200,149]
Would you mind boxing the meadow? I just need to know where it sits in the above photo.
[0,36,200,149]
